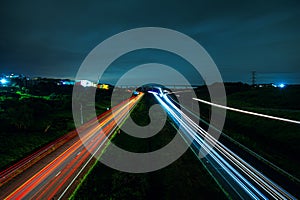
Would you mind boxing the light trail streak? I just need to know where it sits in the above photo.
[165,96,289,198]
[192,98,300,125]
[151,90,297,199]
[57,98,137,200]
[2,93,144,199]
[179,109,288,199]
[156,94,265,199]
[171,97,300,184]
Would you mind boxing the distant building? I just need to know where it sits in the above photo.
[257,83,274,88]
[97,84,109,90]
[75,80,96,87]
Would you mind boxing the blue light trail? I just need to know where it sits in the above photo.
[150,88,296,199]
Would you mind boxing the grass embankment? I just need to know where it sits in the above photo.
[0,87,112,171]
[224,87,300,178]
[0,97,74,170]
[73,93,226,200]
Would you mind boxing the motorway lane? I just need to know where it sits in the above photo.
[0,130,78,187]
[152,91,296,199]
[33,98,139,199]
[168,89,300,196]
[0,98,121,188]
[1,93,143,199]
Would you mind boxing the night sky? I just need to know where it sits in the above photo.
[1,0,300,84]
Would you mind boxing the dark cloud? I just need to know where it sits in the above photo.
[0,0,300,84]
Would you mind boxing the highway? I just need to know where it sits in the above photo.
[0,130,78,188]
[0,93,143,199]
[1,86,298,199]
[150,88,297,200]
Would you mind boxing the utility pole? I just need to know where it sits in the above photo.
[80,103,83,125]
[251,71,256,86]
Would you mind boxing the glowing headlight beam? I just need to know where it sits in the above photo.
[193,98,300,125]
[172,101,290,199]
[152,92,296,199]
[162,95,271,198]
[153,93,265,199]
[170,95,295,199]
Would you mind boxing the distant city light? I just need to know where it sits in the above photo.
[0,78,8,84]
[278,83,285,88]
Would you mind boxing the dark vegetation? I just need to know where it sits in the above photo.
[0,83,112,170]
[73,93,225,199]
[0,93,73,169]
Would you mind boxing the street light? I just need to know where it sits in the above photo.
[0,78,8,84]
[278,83,285,88]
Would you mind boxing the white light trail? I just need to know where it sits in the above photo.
[154,93,264,198]
[150,89,297,199]
[192,98,300,125]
